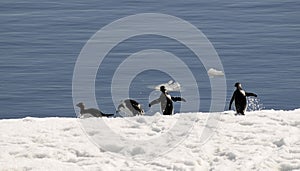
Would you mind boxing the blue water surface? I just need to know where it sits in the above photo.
[0,0,299,119]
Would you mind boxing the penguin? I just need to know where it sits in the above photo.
[149,86,186,115]
[117,99,144,116]
[76,102,114,118]
[229,82,257,115]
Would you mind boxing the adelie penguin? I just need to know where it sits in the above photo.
[229,82,257,115]
[116,99,144,117]
[149,86,186,115]
[76,102,114,118]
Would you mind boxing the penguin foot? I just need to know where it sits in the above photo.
[235,113,245,116]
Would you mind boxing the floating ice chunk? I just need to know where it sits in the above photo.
[154,80,181,92]
[207,68,224,77]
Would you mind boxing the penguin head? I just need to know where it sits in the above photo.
[234,82,242,89]
[160,86,167,93]
[76,102,84,108]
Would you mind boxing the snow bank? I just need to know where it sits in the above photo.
[0,109,299,171]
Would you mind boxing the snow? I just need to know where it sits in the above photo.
[0,109,300,171]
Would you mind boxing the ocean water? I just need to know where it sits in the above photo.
[0,0,299,119]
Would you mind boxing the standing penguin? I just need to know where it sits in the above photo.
[229,82,257,115]
[149,86,186,115]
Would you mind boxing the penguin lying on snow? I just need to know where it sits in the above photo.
[76,102,114,118]
[117,99,144,117]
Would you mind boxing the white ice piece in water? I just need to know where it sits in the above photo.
[207,68,224,77]
[154,80,181,92]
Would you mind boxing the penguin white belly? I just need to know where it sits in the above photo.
[240,90,246,96]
